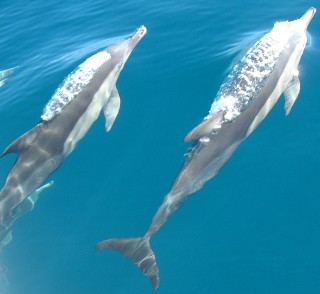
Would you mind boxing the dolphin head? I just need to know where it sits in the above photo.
[272,7,316,35]
[106,25,147,67]
[297,7,316,30]
[287,7,316,52]
[269,7,316,55]
[41,26,147,121]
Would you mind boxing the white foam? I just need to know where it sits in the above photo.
[41,51,111,121]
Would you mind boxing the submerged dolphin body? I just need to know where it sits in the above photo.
[96,9,316,289]
[0,26,147,226]
[0,181,53,252]
[0,67,18,87]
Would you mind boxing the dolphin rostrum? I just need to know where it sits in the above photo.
[96,9,316,289]
[0,26,147,227]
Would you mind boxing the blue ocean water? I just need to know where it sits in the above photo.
[1,0,320,293]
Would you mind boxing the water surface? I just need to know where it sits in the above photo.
[0,0,320,293]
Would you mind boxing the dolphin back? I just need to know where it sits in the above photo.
[96,237,159,289]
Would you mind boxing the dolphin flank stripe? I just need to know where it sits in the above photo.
[96,8,316,289]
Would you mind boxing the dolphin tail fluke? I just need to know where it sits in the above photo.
[96,236,159,289]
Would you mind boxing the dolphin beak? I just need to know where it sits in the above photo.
[126,25,147,52]
[106,26,147,62]
[299,7,316,29]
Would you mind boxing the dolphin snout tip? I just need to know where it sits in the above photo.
[300,7,316,28]
[310,7,316,14]
[126,25,147,50]
[307,7,317,19]
[134,25,147,38]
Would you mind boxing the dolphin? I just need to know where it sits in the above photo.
[0,26,147,227]
[0,181,53,252]
[96,8,316,289]
[0,67,18,88]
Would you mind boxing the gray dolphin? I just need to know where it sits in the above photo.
[96,8,316,289]
[0,26,147,226]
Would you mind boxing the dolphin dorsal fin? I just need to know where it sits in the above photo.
[103,87,121,132]
[1,125,41,157]
[284,74,300,116]
[184,111,224,142]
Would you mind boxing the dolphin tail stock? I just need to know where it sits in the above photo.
[96,236,160,289]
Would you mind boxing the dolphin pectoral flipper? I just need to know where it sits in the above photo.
[284,74,300,116]
[184,110,224,142]
[96,237,159,289]
[1,125,41,157]
[103,87,121,132]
